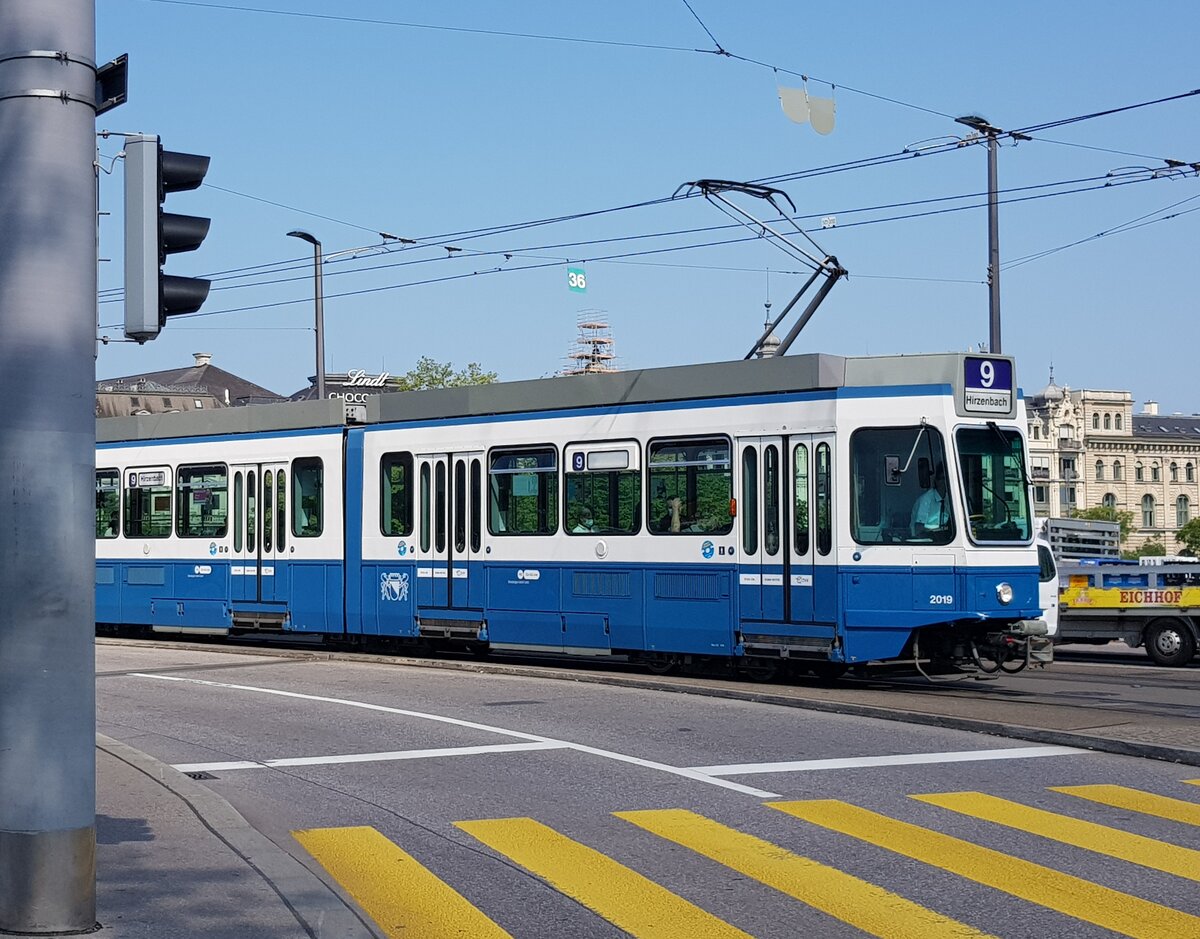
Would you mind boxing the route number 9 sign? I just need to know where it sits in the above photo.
[963,356,1013,414]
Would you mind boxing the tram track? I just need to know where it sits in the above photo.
[97,632,1200,767]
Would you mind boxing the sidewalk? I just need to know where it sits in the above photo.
[95,735,376,938]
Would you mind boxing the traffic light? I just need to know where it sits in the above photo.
[124,134,212,342]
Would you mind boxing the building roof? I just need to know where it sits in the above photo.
[1133,414,1200,439]
[97,353,284,407]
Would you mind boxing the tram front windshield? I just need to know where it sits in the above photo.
[955,425,1032,542]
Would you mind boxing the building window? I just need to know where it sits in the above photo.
[1135,462,1144,482]
[1177,495,1190,528]
[1104,413,1112,430]
[1189,463,1196,483]
[1142,494,1156,528]
[1092,414,1100,429]
[1033,486,1048,504]
[1060,457,1076,480]
[1059,425,1074,441]
[1031,426,1040,440]
[1115,413,1123,430]
[1095,460,1104,481]
[1103,492,1116,509]
[1060,485,1077,508]
[1152,463,1160,482]
[1113,460,1123,481]
[1171,462,1179,483]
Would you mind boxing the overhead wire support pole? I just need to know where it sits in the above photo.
[678,179,848,358]
[0,0,98,933]
[955,116,1028,354]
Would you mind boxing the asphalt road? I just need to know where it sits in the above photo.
[96,642,1200,938]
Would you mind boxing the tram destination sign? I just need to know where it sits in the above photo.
[962,356,1013,414]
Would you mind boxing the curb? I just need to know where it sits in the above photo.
[96,734,377,939]
[98,637,1200,769]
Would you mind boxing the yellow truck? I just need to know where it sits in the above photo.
[1046,517,1199,666]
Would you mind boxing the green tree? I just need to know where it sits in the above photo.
[1071,505,1134,545]
[1175,518,1200,556]
[1123,536,1165,559]
[394,356,497,391]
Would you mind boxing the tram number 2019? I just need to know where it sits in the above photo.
[928,594,954,605]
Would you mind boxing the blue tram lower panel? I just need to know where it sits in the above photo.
[285,561,344,633]
[840,564,1042,663]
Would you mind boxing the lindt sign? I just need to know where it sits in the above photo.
[329,370,392,402]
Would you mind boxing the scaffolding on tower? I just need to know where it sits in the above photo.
[562,310,619,375]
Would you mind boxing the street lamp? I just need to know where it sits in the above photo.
[287,229,326,400]
[955,115,1004,354]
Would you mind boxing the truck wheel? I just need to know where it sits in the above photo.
[1144,619,1197,667]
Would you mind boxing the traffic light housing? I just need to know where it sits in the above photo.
[124,134,212,342]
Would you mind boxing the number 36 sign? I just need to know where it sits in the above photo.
[567,266,587,293]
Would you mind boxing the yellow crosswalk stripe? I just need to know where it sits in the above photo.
[1052,784,1200,827]
[455,816,751,939]
[615,808,994,939]
[1183,779,1200,788]
[913,791,1200,881]
[769,799,1200,939]
[293,826,512,939]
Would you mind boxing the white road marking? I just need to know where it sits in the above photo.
[173,740,568,773]
[690,745,1084,776]
[132,673,781,799]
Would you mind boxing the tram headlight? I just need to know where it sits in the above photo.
[995,582,1014,605]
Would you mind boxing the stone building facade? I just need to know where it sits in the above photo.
[1026,373,1200,553]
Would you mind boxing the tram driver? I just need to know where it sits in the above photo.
[911,461,950,536]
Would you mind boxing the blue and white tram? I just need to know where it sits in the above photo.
[95,352,1051,676]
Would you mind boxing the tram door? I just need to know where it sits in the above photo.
[738,436,821,625]
[231,462,289,603]
[737,437,786,621]
[414,452,483,610]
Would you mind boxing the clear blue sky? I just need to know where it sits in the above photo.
[96,1,1200,410]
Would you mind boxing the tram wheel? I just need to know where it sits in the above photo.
[808,662,849,680]
[737,659,780,682]
[642,655,677,675]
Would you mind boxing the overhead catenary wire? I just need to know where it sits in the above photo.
[99,164,1188,304]
[98,166,1197,332]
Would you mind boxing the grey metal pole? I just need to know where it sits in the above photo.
[287,230,325,399]
[0,1,98,933]
[314,241,326,400]
[986,131,1002,354]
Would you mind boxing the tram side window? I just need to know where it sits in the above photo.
[124,469,172,538]
[96,469,121,538]
[176,464,228,538]
[648,437,733,536]
[850,427,952,546]
[292,458,323,537]
[381,452,414,536]
[489,447,558,535]
[565,448,640,535]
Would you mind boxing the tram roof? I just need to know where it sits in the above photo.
[97,351,999,442]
